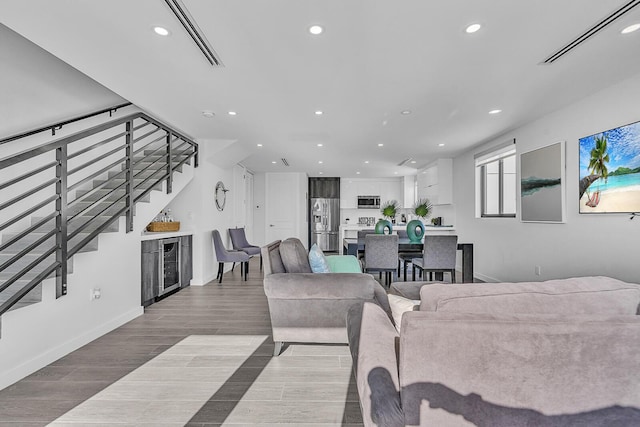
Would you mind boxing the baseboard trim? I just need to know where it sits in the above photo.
[0,306,143,391]
[474,272,501,283]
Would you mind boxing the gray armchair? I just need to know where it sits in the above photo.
[229,227,262,271]
[212,229,249,283]
[262,238,391,356]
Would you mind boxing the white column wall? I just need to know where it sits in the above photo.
[453,73,640,284]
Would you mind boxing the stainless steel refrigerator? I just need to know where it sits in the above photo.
[310,198,340,251]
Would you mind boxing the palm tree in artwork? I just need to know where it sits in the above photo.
[585,134,610,207]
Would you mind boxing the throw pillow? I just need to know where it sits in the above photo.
[388,294,420,332]
[308,244,330,273]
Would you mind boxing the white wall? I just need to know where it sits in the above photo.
[253,172,267,246]
[164,143,242,285]
[0,24,124,140]
[0,163,193,389]
[453,73,640,284]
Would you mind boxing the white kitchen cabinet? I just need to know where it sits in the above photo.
[357,181,379,196]
[380,180,402,206]
[417,159,453,205]
[340,179,358,208]
[402,175,416,208]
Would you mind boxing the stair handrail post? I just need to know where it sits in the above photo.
[125,120,134,232]
[55,145,68,297]
[166,130,173,194]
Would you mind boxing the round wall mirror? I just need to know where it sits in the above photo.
[215,181,228,211]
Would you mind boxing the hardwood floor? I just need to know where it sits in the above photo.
[0,259,363,426]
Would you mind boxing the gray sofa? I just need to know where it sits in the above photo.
[347,276,640,427]
[262,238,390,356]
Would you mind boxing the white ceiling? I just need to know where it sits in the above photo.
[2,1,640,177]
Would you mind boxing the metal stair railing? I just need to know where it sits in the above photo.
[0,111,198,315]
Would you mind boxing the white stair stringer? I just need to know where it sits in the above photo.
[0,160,194,391]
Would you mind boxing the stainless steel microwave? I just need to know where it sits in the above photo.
[357,196,380,209]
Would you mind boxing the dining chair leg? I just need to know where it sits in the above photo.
[260,256,263,271]
[231,262,235,272]
[451,269,456,283]
[218,262,224,283]
[404,262,408,282]
[397,260,401,277]
[412,267,416,281]
[244,261,249,281]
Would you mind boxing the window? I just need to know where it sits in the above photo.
[475,139,516,218]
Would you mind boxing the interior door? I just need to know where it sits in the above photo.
[245,171,254,241]
[266,174,297,243]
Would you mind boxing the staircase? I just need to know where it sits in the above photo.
[0,110,198,318]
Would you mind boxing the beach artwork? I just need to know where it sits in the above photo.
[520,141,565,222]
[579,120,640,214]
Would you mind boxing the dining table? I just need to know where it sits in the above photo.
[342,237,474,283]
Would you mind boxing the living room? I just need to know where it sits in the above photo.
[1,1,640,425]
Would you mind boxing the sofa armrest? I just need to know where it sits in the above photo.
[347,302,404,427]
[264,273,378,300]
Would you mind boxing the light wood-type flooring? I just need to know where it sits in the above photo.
[0,258,363,426]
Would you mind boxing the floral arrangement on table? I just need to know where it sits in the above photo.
[413,198,433,219]
[406,198,432,242]
[380,199,399,219]
[376,200,399,234]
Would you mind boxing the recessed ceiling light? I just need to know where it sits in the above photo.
[438,143,445,147]
[378,143,384,147]
[309,25,323,35]
[364,161,369,164]
[154,26,170,36]
[318,161,323,164]
[401,110,412,115]
[317,143,323,147]
[228,111,237,116]
[257,144,263,147]
[271,161,277,164]
[465,23,481,34]
[394,172,398,175]
[319,171,323,175]
[621,23,640,34]
[410,160,416,164]
[489,109,502,114]
[315,110,323,115]
[356,171,361,175]
[202,111,215,118]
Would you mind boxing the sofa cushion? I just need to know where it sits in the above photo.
[279,238,312,273]
[419,276,640,315]
[308,244,330,273]
[399,312,640,426]
[387,294,420,332]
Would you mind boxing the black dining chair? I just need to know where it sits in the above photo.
[212,229,249,283]
[412,235,458,283]
[228,227,262,271]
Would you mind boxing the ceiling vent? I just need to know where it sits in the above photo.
[281,158,290,166]
[397,157,413,167]
[541,0,640,64]
[164,0,224,67]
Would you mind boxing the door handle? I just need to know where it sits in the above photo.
[269,224,274,227]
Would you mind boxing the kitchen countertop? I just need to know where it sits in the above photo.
[140,229,194,240]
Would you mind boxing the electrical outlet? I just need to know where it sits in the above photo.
[535,266,542,276]
[90,288,101,300]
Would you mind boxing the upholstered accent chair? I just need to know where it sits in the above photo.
[228,227,262,271]
[364,234,399,287]
[412,234,458,282]
[212,229,249,283]
[262,237,391,356]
